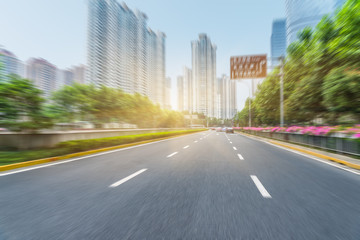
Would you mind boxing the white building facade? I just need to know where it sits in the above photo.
[0,48,25,79]
[191,34,217,117]
[87,0,167,107]
[26,58,57,98]
[217,75,237,119]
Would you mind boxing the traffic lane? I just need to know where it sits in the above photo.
[0,130,209,188]
[228,133,360,239]
[0,130,257,239]
[90,129,267,239]
[0,131,211,239]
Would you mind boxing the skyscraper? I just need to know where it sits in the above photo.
[0,48,25,79]
[271,19,286,66]
[72,65,87,84]
[218,75,237,119]
[87,0,167,107]
[177,76,184,112]
[177,67,193,113]
[26,58,57,98]
[164,77,172,110]
[191,34,217,117]
[285,0,346,46]
[147,29,166,107]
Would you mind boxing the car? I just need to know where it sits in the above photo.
[226,127,234,133]
[216,127,222,132]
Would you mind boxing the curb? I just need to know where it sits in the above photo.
[0,131,204,172]
[269,140,360,170]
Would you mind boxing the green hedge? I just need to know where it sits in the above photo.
[0,129,206,165]
[56,129,206,152]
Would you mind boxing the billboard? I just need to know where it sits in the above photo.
[230,54,267,79]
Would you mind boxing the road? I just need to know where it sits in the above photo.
[0,130,359,239]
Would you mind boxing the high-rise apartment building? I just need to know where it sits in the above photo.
[0,48,25,79]
[177,67,193,113]
[191,34,217,117]
[271,19,287,66]
[87,0,167,107]
[286,0,345,46]
[72,65,87,84]
[177,76,184,112]
[147,29,166,107]
[218,75,237,119]
[164,77,172,110]
[26,58,57,98]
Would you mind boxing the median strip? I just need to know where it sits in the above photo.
[0,129,206,173]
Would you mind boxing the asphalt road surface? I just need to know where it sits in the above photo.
[0,131,359,239]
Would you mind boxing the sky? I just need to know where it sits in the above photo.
[0,0,285,111]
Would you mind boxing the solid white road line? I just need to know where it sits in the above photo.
[167,152,178,158]
[194,140,198,143]
[183,145,189,149]
[233,147,237,150]
[265,142,360,175]
[230,141,233,144]
[237,154,244,160]
[251,175,272,198]
[0,132,204,177]
[238,133,360,176]
[109,169,147,188]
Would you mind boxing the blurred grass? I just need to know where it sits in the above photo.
[0,129,206,166]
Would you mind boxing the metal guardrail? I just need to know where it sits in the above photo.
[241,130,360,157]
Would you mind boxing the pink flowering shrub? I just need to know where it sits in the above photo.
[239,125,360,138]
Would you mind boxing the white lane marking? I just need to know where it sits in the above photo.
[167,152,178,158]
[238,133,360,176]
[233,147,237,150]
[109,169,147,188]
[194,140,198,143]
[265,142,360,175]
[183,145,189,149]
[230,142,233,144]
[237,154,244,160]
[0,132,204,177]
[251,175,272,198]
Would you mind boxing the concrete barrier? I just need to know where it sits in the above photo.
[0,128,188,150]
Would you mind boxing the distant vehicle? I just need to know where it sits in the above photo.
[216,127,222,132]
[226,127,234,133]
[222,127,227,132]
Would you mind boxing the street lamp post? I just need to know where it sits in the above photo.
[238,80,252,127]
[279,56,285,127]
[269,56,285,127]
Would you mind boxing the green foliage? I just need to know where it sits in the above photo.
[234,0,360,126]
[0,75,53,131]
[56,129,205,152]
[323,67,360,116]
[50,85,186,128]
[0,129,206,165]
